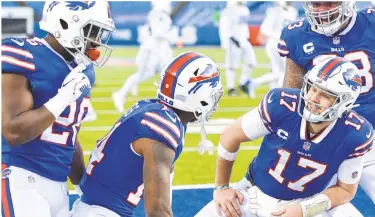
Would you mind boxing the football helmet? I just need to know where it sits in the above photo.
[157,51,223,155]
[40,1,115,67]
[157,51,223,123]
[302,1,355,36]
[298,57,362,123]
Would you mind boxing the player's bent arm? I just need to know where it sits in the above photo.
[134,138,175,217]
[2,73,55,147]
[323,155,365,207]
[69,137,85,185]
[298,156,365,217]
[282,58,306,89]
[216,108,271,186]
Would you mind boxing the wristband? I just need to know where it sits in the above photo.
[44,92,71,118]
[218,143,238,161]
[300,193,331,217]
[214,184,230,191]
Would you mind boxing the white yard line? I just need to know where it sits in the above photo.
[69,183,240,194]
[94,107,253,115]
[83,145,260,155]
[91,95,255,102]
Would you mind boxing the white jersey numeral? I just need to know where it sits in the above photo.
[126,184,145,206]
[86,121,122,176]
[40,98,90,146]
[268,149,327,192]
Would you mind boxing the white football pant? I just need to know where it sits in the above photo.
[116,37,173,99]
[225,38,257,90]
[195,178,363,217]
[1,164,69,217]
[253,41,286,89]
[70,199,121,217]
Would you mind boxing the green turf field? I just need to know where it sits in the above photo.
[75,46,272,189]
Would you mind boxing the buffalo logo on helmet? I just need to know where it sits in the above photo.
[66,1,96,11]
[188,64,220,95]
[343,68,362,91]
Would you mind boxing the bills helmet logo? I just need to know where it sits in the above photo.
[343,69,362,91]
[66,1,96,11]
[188,64,220,94]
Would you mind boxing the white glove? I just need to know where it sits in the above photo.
[59,64,90,101]
[44,64,91,118]
[242,186,271,217]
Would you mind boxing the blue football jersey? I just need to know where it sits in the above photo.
[79,99,186,217]
[278,9,375,125]
[1,37,95,182]
[248,88,374,200]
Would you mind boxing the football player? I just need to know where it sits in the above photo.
[1,1,115,217]
[219,0,258,97]
[195,58,372,217]
[252,2,298,90]
[112,0,175,113]
[70,52,223,217]
[279,1,375,204]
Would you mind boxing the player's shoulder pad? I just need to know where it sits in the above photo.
[278,19,310,58]
[344,111,374,159]
[139,101,184,152]
[258,88,300,132]
[2,37,36,75]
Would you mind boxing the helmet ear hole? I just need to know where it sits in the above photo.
[200,101,208,106]
[59,19,68,30]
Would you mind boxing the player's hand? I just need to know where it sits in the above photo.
[59,64,91,102]
[271,203,303,217]
[214,187,244,217]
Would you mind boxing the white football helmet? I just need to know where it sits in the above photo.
[302,1,355,36]
[157,51,223,123]
[40,1,115,67]
[298,57,362,123]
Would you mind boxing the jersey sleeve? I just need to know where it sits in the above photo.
[337,155,365,184]
[258,88,299,132]
[278,20,306,68]
[241,107,271,140]
[139,109,182,152]
[278,26,292,58]
[346,118,374,159]
[1,38,36,77]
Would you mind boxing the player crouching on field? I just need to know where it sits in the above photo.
[195,57,373,217]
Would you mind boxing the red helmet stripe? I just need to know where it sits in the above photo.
[161,52,201,98]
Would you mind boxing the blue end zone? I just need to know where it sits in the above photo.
[69,186,375,217]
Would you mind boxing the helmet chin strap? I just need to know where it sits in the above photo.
[193,108,215,156]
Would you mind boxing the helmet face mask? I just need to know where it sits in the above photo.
[302,1,355,35]
[40,1,116,67]
[298,57,361,123]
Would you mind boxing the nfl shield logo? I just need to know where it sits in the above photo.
[333,36,340,45]
[303,142,311,151]
[352,171,358,179]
